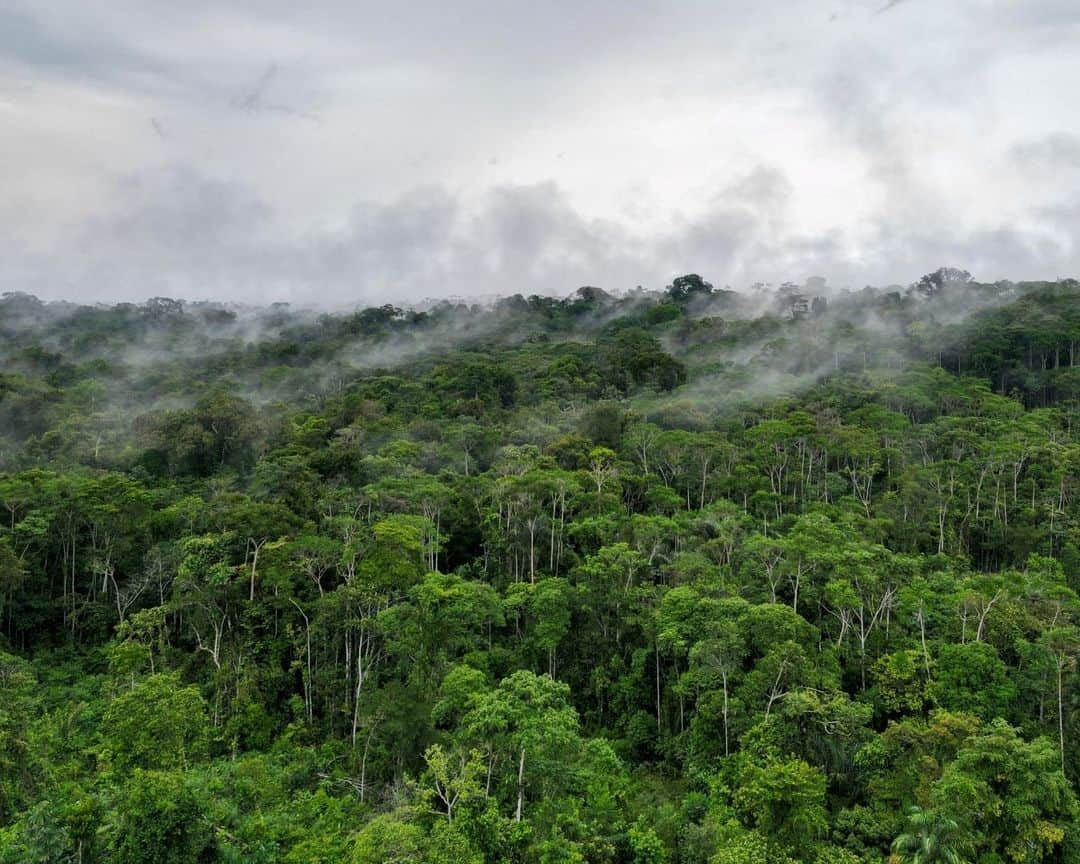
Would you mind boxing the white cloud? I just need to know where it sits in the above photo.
[2,0,1078,303]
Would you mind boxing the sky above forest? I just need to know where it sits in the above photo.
[2,0,1079,305]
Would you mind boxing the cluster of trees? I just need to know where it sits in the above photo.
[1,274,1079,863]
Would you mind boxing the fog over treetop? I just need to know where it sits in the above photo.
[2,0,1079,303]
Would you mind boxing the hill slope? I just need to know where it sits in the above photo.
[1,275,1079,863]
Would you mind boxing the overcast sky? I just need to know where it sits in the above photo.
[2,0,1079,305]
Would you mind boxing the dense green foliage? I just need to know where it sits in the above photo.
[1,272,1079,862]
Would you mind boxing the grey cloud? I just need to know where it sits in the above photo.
[6,162,1076,307]
[2,0,1079,304]
[1011,134,1080,173]
[0,4,179,96]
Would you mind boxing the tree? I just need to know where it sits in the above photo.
[872,650,930,717]
[136,392,259,476]
[285,533,342,597]
[106,770,216,864]
[102,674,210,771]
[913,267,973,299]
[0,799,83,864]
[351,813,427,864]
[890,806,968,864]
[575,542,648,651]
[597,328,686,393]
[0,538,25,635]
[381,571,502,679]
[208,495,299,601]
[529,577,575,676]
[0,652,38,823]
[1041,625,1080,772]
[422,743,485,823]
[932,719,1079,863]
[458,671,587,823]
[729,751,829,857]
[930,642,1015,720]
[628,818,667,864]
[684,602,750,756]
[173,532,237,673]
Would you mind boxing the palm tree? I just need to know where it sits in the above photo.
[890,806,967,864]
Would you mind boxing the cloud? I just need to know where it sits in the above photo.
[2,1,1079,303]
[5,159,1077,307]
[877,0,912,14]
[1010,134,1080,173]
[0,3,189,100]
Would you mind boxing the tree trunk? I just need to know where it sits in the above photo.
[721,668,730,757]
[655,645,662,731]
[248,541,260,602]
[515,748,526,822]
[1058,660,1066,774]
